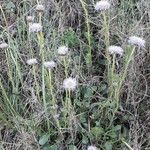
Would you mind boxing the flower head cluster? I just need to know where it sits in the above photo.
[43,61,56,69]
[95,0,111,11]
[63,77,77,91]
[53,114,60,119]
[27,58,38,65]
[128,36,145,48]
[36,4,44,12]
[0,42,8,49]
[29,23,42,33]
[26,16,34,22]
[58,46,68,56]
[87,145,97,150]
[108,46,124,55]
[51,104,58,109]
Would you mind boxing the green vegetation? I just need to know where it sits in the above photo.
[0,0,149,150]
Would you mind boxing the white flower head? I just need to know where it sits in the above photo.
[0,42,8,49]
[63,77,77,91]
[27,58,38,65]
[53,114,60,119]
[51,104,58,109]
[58,46,68,56]
[26,16,34,22]
[29,23,42,33]
[95,0,111,11]
[36,4,44,12]
[43,61,56,69]
[108,46,124,55]
[87,145,97,150]
[128,36,145,48]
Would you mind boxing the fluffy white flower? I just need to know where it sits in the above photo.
[51,105,58,109]
[0,42,8,48]
[53,114,60,119]
[29,23,42,33]
[87,145,97,150]
[26,16,34,22]
[58,46,68,56]
[36,4,44,12]
[43,61,56,69]
[108,46,124,55]
[27,58,38,65]
[95,0,111,11]
[128,36,145,48]
[63,77,77,91]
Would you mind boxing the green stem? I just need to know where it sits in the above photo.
[5,48,15,90]
[48,70,55,106]
[109,54,116,98]
[37,32,50,129]
[102,12,111,84]
[0,79,17,116]
[122,139,134,150]
[28,24,33,56]
[0,5,8,30]
[118,46,136,91]
[102,12,110,47]
[39,12,42,24]
[48,70,62,134]
[68,90,71,112]
[111,54,116,79]
[33,65,40,100]
[109,47,136,126]
[79,0,92,67]
[63,57,68,78]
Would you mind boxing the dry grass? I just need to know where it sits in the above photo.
[0,0,150,149]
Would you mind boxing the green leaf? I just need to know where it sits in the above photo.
[68,145,78,150]
[109,131,117,139]
[99,59,106,65]
[82,136,89,144]
[91,127,104,138]
[84,86,97,99]
[104,142,112,150]
[85,102,90,107]
[42,144,57,150]
[63,29,79,47]
[124,45,134,64]
[107,125,121,139]
[49,145,57,150]
[85,52,92,67]
[39,134,50,145]
[6,2,15,8]
[113,125,121,131]
[98,83,108,94]
[5,2,15,12]
[80,115,86,123]
[76,100,82,107]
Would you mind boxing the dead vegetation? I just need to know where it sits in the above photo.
[0,0,150,149]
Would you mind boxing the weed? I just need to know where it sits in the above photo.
[0,0,149,150]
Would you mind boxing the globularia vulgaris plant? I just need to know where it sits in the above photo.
[0,0,147,149]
